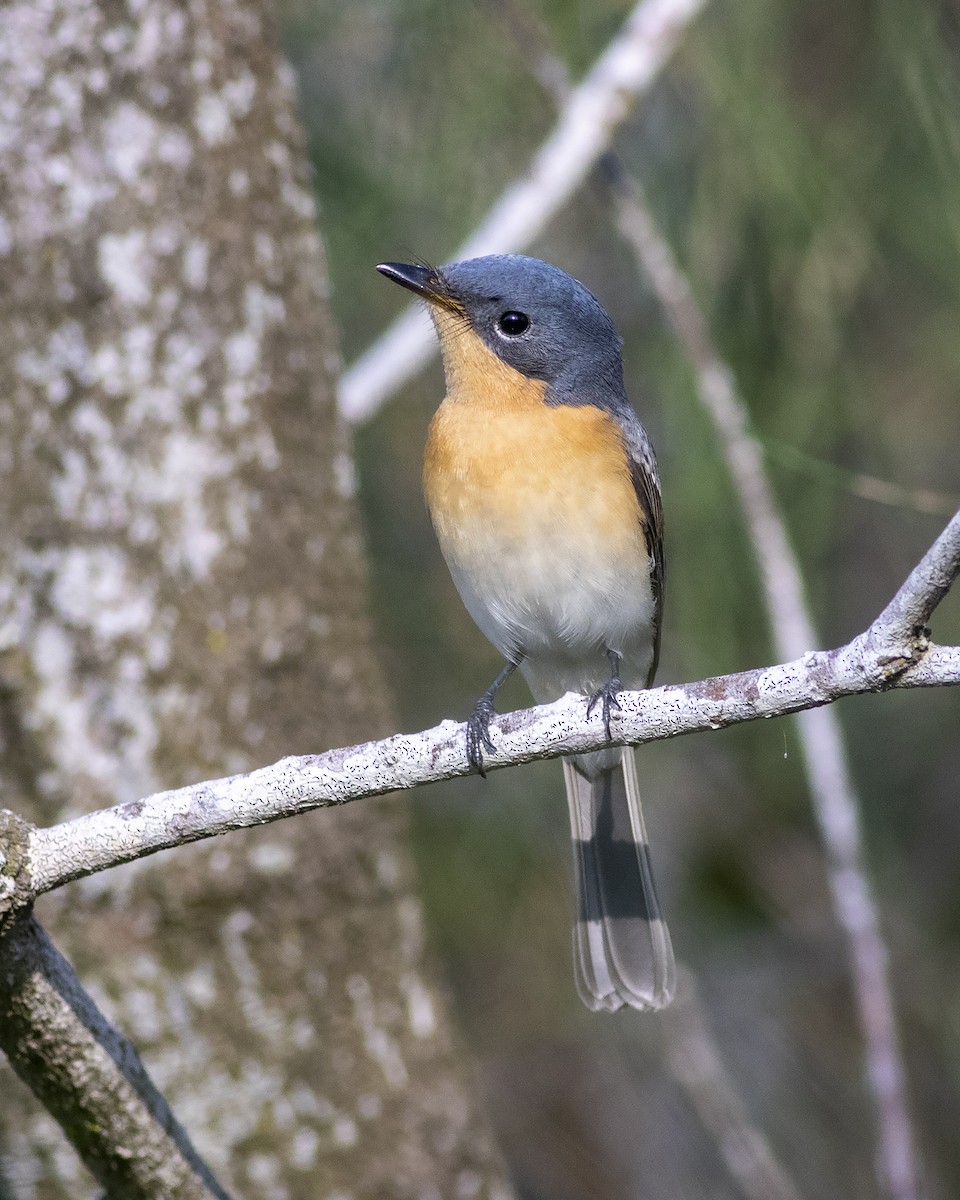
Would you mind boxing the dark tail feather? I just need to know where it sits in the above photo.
[563,750,675,1012]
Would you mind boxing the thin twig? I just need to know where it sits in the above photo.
[662,970,803,1200]
[9,508,959,902]
[607,163,926,1200]
[764,439,959,518]
[337,0,708,423]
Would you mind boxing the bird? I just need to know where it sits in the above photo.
[377,254,675,1012]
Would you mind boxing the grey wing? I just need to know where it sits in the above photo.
[614,402,665,686]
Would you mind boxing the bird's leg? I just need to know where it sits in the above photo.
[466,658,520,776]
[586,648,623,742]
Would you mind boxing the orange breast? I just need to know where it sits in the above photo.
[425,399,644,554]
[423,328,644,560]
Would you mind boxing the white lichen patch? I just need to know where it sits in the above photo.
[333,451,357,499]
[15,319,90,405]
[154,1052,293,1172]
[222,910,287,1042]
[220,284,285,426]
[49,544,155,639]
[103,102,162,184]
[128,3,186,72]
[19,332,269,790]
[121,986,165,1042]
[455,1169,483,1199]
[223,71,257,118]
[289,1083,327,1120]
[331,1114,358,1148]
[355,1092,382,1120]
[253,231,275,268]
[98,229,155,306]
[155,432,232,575]
[181,963,218,1010]
[374,849,399,888]
[289,1125,320,1171]
[194,92,231,145]
[224,329,259,378]
[52,339,269,572]
[245,1151,287,1200]
[346,974,408,1090]
[248,841,295,875]
[0,0,208,246]
[183,237,209,289]
[400,973,437,1039]
[194,69,257,146]
[289,1017,314,1049]
[28,618,157,798]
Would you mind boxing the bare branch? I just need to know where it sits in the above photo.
[897,643,960,685]
[337,0,708,423]
[764,439,959,517]
[869,510,960,644]
[662,970,803,1200]
[8,508,957,904]
[0,913,230,1200]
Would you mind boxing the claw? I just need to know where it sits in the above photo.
[587,681,622,741]
[587,650,623,741]
[466,697,498,776]
[462,658,521,776]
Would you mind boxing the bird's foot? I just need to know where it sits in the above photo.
[466,696,498,776]
[587,675,622,742]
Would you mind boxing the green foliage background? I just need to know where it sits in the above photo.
[284,1,960,1195]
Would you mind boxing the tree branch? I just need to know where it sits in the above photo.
[337,0,709,423]
[662,970,803,1200]
[0,913,230,1200]
[3,508,955,905]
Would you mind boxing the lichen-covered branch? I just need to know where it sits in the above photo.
[0,913,230,1200]
[6,507,957,903]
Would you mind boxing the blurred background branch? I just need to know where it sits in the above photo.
[337,0,708,422]
[662,969,803,1200]
[762,440,959,518]
[604,162,922,1200]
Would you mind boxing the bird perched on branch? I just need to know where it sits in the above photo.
[378,254,674,1012]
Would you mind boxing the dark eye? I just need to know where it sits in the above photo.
[497,310,529,336]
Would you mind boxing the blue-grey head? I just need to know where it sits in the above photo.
[377,254,627,409]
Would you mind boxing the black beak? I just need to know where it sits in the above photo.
[376,262,462,312]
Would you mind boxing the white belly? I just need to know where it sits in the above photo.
[445,528,655,700]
